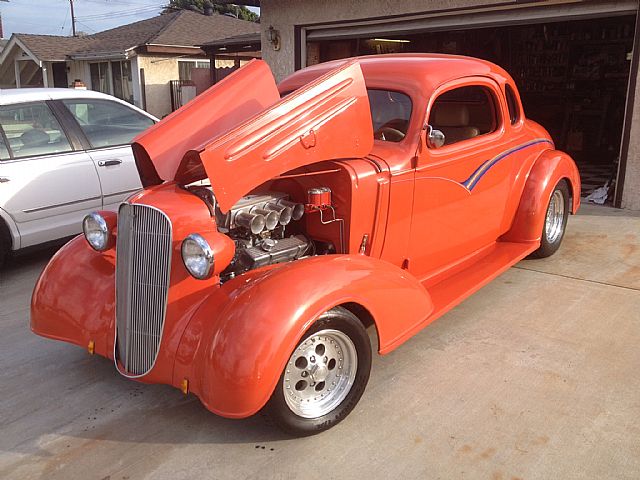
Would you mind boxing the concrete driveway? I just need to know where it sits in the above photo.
[1,205,639,480]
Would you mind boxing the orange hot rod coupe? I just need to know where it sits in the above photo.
[31,54,580,436]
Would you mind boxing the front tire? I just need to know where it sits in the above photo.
[265,306,372,436]
[530,179,570,258]
[0,223,9,268]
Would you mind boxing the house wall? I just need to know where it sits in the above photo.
[137,54,180,118]
[622,71,640,210]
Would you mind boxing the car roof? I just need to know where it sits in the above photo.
[279,53,513,95]
[0,88,122,104]
[0,88,158,120]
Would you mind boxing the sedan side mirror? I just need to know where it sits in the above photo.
[426,125,445,149]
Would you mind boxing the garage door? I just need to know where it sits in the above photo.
[304,0,638,42]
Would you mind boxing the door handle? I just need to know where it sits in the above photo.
[98,159,123,167]
[0,177,9,183]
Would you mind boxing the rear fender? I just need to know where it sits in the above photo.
[502,149,580,243]
[174,255,433,418]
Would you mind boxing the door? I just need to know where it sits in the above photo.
[58,98,155,211]
[52,62,68,88]
[408,78,514,278]
[0,101,101,248]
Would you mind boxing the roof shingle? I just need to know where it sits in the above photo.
[13,11,260,61]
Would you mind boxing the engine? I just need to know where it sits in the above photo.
[214,192,311,278]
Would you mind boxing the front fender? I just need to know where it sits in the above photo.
[31,235,116,356]
[502,149,580,243]
[174,255,433,418]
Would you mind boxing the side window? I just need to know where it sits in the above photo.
[61,99,155,149]
[368,89,413,142]
[0,129,11,160]
[428,85,500,146]
[0,102,73,159]
[505,84,520,125]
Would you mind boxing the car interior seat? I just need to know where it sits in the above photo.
[432,104,480,145]
[19,129,51,156]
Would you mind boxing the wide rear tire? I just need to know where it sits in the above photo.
[530,179,570,259]
[265,306,371,436]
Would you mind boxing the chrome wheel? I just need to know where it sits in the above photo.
[545,190,565,244]
[283,329,358,419]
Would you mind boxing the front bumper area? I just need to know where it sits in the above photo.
[30,233,280,418]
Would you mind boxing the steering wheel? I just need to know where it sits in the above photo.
[375,127,405,142]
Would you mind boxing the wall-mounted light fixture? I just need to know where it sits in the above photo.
[268,26,281,51]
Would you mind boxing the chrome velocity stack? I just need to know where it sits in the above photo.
[115,203,172,377]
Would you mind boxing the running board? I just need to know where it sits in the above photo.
[380,241,538,354]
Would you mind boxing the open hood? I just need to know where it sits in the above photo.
[132,59,374,213]
[131,59,280,184]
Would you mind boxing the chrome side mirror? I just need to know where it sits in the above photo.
[426,125,445,149]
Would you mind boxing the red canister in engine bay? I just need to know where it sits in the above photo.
[306,187,332,209]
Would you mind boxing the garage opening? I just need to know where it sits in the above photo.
[307,16,636,204]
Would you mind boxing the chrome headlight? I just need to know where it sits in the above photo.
[83,212,111,251]
[181,233,215,279]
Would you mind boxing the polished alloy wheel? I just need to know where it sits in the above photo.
[282,329,358,418]
[545,190,565,244]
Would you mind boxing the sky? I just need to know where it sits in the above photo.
[0,0,260,37]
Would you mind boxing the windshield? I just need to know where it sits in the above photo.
[367,89,412,142]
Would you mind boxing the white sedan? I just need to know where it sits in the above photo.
[0,88,158,265]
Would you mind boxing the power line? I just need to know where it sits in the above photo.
[80,0,161,5]
[60,5,70,33]
[76,5,160,21]
[75,19,97,33]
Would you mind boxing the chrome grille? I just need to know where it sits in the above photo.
[115,203,172,376]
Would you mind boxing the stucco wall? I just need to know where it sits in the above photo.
[622,76,640,210]
[136,54,180,118]
[259,0,506,81]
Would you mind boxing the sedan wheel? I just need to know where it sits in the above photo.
[265,307,371,436]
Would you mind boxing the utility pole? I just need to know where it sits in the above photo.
[69,0,77,37]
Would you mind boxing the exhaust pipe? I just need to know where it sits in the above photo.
[277,199,305,221]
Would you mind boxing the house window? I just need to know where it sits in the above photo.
[112,61,133,104]
[90,62,111,96]
[89,60,133,104]
[178,59,210,81]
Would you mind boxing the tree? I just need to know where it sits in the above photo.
[164,1,259,22]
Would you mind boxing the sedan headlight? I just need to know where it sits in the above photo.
[181,233,215,279]
[83,212,112,252]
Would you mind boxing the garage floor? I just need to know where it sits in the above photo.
[1,205,639,480]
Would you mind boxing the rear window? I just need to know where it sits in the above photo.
[367,89,412,142]
[505,84,520,125]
